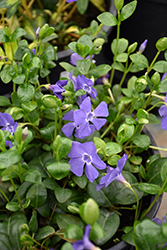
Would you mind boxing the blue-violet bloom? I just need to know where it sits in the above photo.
[68,141,106,182]
[73,225,101,250]
[158,94,167,130]
[152,216,167,249]
[0,113,18,148]
[49,80,68,100]
[35,27,40,39]
[62,96,108,139]
[76,75,97,100]
[97,154,128,191]
[161,73,167,81]
[70,52,95,66]
[139,39,148,53]
[66,0,77,2]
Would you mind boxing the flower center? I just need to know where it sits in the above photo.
[83,153,92,164]
[6,123,14,134]
[83,84,91,93]
[86,111,93,121]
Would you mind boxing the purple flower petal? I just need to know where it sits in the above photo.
[93,101,109,117]
[68,141,84,158]
[92,118,107,130]
[69,158,85,177]
[161,116,167,130]
[0,113,15,127]
[76,121,94,138]
[74,110,86,126]
[61,123,75,137]
[62,110,74,121]
[85,163,99,182]
[79,97,92,113]
[92,154,106,170]
[70,53,83,66]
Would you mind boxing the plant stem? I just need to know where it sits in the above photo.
[49,203,57,225]
[101,121,114,139]
[20,0,33,19]
[0,189,10,203]
[147,51,160,74]
[10,176,26,215]
[128,185,139,222]
[110,11,120,86]
[149,145,167,152]
[64,4,77,23]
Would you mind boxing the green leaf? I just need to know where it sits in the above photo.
[0,149,21,169]
[54,187,72,203]
[26,183,47,208]
[43,177,59,190]
[147,158,167,186]
[97,12,118,26]
[13,74,25,84]
[0,96,11,107]
[17,83,35,102]
[20,234,34,247]
[155,78,167,92]
[139,183,161,195]
[35,226,55,241]
[56,214,85,231]
[160,160,167,182]
[11,28,26,41]
[29,57,43,68]
[21,101,37,113]
[107,155,121,166]
[120,0,137,21]
[6,202,19,212]
[93,137,106,155]
[111,38,129,54]
[105,142,122,156]
[94,209,120,246]
[64,225,83,240]
[156,37,167,51]
[89,223,105,241]
[47,162,71,180]
[72,174,87,188]
[115,52,128,62]
[77,59,91,74]
[77,35,93,51]
[0,65,12,83]
[152,61,167,73]
[59,62,80,75]
[117,124,135,144]
[130,53,149,68]
[88,64,111,79]
[132,134,150,150]
[77,0,88,14]
[22,169,42,184]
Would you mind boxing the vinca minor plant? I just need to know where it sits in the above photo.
[1,0,167,249]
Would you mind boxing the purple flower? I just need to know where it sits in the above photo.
[161,73,167,81]
[66,0,77,2]
[70,53,95,66]
[35,27,40,39]
[32,48,36,55]
[97,154,128,191]
[152,216,167,249]
[158,94,167,130]
[95,73,109,85]
[49,80,68,100]
[62,97,108,139]
[68,141,106,182]
[139,39,148,53]
[0,113,18,148]
[76,75,97,100]
[73,225,100,250]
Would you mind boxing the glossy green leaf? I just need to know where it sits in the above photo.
[72,175,87,188]
[26,183,47,208]
[35,226,55,241]
[117,124,135,144]
[6,202,19,212]
[56,214,85,231]
[120,1,137,21]
[77,0,88,14]
[132,134,150,150]
[97,12,118,26]
[77,59,91,74]
[64,224,83,240]
[79,198,99,225]
[152,61,167,73]
[156,37,167,51]
[105,142,122,156]
[88,64,111,79]
[54,187,72,203]
[17,83,35,102]
[130,53,149,68]
[22,169,42,184]
[139,183,161,195]
[94,209,120,246]
[0,149,21,169]
[47,162,71,180]
[111,38,129,54]
[0,96,11,107]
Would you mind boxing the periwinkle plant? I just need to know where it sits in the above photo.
[1,0,167,249]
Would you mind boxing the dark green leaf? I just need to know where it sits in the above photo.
[35,226,55,241]
[47,162,71,180]
[26,183,47,208]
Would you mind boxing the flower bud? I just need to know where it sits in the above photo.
[22,127,28,141]
[79,198,99,225]
[35,27,40,39]
[138,39,148,53]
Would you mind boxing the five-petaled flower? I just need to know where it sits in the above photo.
[68,141,106,182]
[48,80,68,100]
[62,96,108,139]
[73,225,101,250]
[158,94,167,130]
[0,113,18,148]
[97,154,128,191]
